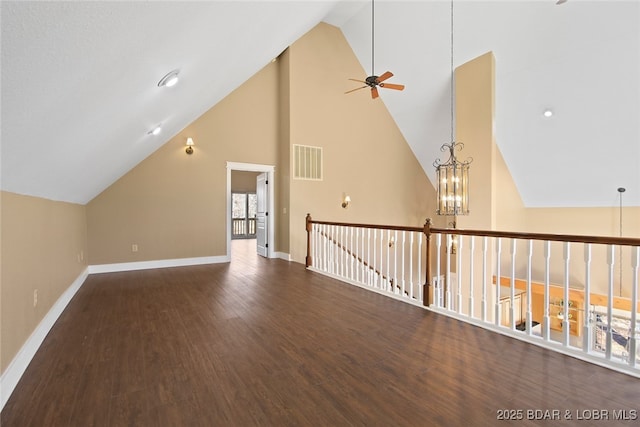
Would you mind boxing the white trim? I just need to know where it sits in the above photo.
[88,255,229,274]
[1,268,89,410]
[275,252,291,261]
[226,162,276,259]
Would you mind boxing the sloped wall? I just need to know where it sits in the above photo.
[87,61,281,264]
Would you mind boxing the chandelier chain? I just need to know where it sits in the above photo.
[450,0,454,143]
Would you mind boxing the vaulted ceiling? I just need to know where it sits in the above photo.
[2,1,638,207]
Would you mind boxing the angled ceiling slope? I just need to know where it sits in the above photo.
[0,0,360,205]
[340,0,639,208]
[2,1,639,208]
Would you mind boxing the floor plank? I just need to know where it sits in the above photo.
[2,239,639,426]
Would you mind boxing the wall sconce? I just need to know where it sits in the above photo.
[341,195,351,209]
[185,137,194,155]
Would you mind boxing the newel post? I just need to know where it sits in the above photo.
[305,213,313,268]
[423,218,432,306]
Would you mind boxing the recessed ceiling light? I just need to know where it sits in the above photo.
[543,109,553,118]
[148,125,162,135]
[157,69,180,88]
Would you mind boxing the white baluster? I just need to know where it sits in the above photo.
[446,234,452,310]
[380,228,384,290]
[340,226,345,278]
[325,224,330,273]
[394,230,398,295]
[482,236,488,322]
[495,238,502,326]
[510,238,517,331]
[526,240,533,336]
[386,229,391,292]
[409,232,414,300]
[318,224,325,270]
[583,244,592,353]
[360,227,365,283]
[324,225,328,273]
[401,231,406,297]
[562,242,571,347]
[457,235,463,314]
[543,241,551,341]
[435,234,442,307]
[350,227,355,281]
[367,228,371,285]
[335,226,339,276]
[310,224,315,268]
[469,236,475,318]
[373,229,378,288]
[418,232,423,303]
[606,245,615,360]
[630,246,639,367]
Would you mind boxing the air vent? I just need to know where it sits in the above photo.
[293,144,323,181]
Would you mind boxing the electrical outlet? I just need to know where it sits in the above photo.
[132,244,138,252]
[33,289,38,307]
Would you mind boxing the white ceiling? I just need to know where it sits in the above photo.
[2,1,639,207]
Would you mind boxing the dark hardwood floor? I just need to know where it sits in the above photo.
[2,239,639,426]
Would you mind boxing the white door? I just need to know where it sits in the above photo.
[256,173,268,257]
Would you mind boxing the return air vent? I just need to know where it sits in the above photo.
[293,144,323,181]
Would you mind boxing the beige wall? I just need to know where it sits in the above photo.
[87,22,437,266]
[0,191,87,373]
[87,60,281,265]
[231,171,259,193]
[286,23,438,263]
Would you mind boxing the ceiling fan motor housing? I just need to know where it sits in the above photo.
[365,75,379,87]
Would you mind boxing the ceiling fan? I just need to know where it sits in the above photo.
[345,0,404,99]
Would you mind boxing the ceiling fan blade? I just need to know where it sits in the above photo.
[376,71,394,83]
[379,83,405,91]
[371,86,379,99]
[348,78,367,84]
[345,85,368,94]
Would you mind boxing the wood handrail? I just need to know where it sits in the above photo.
[308,219,423,233]
[429,226,640,247]
[307,218,640,246]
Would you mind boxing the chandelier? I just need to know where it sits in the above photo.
[434,142,471,216]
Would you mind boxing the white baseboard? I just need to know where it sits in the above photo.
[88,255,230,274]
[1,268,89,411]
[274,252,291,261]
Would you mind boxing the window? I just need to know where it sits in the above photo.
[232,192,257,238]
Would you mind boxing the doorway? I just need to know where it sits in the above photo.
[226,162,275,259]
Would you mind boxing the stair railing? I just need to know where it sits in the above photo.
[305,213,640,376]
